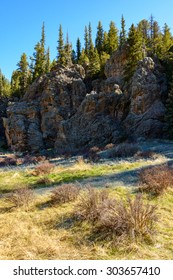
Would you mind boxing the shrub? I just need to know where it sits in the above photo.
[134,150,159,159]
[74,187,109,222]
[109,143,140,158]
[0,155,17,167]
[88,146,100,162]
[32,160,55,176]
[6,188,34,208]
[138,165,173,196]
[98,194,158,240]
[51,184,81,204]
[23,155,46,165]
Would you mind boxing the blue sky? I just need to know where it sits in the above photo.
[1,0,173,80]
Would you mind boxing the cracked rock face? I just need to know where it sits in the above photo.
[3,55,167,153]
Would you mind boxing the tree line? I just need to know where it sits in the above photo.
[1,15,173,99]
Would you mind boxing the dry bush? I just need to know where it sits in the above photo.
[6,188,34,208]
[37,176,52,185]
[98,194,158,240]
[109,143,140,158]
[51,184,81,204]
[22,155,46,165]
[88,146,100,162]
[32,160,55,176]
[74,187,109,222]
[134,150,158,159]
[138,165,173,196]
[0,155,17,167]
[104,143,115,150]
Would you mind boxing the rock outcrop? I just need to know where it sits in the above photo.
[3,53,168,153]
[124,57,167,138]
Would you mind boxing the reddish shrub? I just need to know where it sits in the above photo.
[33,160,55,176]
[51,184,81,204]
[138,165,173,196]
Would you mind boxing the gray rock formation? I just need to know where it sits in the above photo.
[124,57,167,138]
[3,53,167,153]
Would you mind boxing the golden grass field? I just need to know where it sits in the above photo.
[0,154,173,260]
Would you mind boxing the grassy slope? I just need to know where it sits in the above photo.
[0,157,173,260]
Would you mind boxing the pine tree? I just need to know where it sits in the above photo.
[57,24,65,65]
[124,24,143,81]
[102,31,108,53]
[161,23,173,58]
[11,70,20,97]
[63,33,72,66]
[76,37,81,61]
[78,48,89,68]
[119,15,126,47]
[84,26,89,55]
[45,47,51,72]
[88,22,94,58]
[17,52,30,96]
[107,21,118,54]
[0,70,11,97]
[87,47,100,77]
[30,22,47,80]
[95,21,104,54]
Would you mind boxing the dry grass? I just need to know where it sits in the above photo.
[138,165,173,196]
[0,187,173,260]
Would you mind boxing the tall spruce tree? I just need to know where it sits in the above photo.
[17,52,30,96]
[76,37,81,61]
[84,26,89,55]
[30,22,47,80]
[119,15,126,47]
[124,24,143,81]
[107,21,118,54]
[57,24,65,64]
[95,21,104,54]
[0,70,11,97]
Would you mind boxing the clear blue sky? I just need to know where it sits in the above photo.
[1,0,173,80]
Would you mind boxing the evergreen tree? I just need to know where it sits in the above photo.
[87,46,100,77]
[30,22,47,80]
[119,15,126,47]
[84,26,89,55]
[57,24,65,64]
[88,22,93,53]
[161,23,173,57]
[95,21,104,54]
[0,70,11,97]
[76,37,81,61]
[102,31,108,53]
[17,52,30,96]
[124,24,143,81]
[45,47,51,72]
[63,33,72,66]
[11,70,20,97]
[78,48,89,68]
[107,21,118,54]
